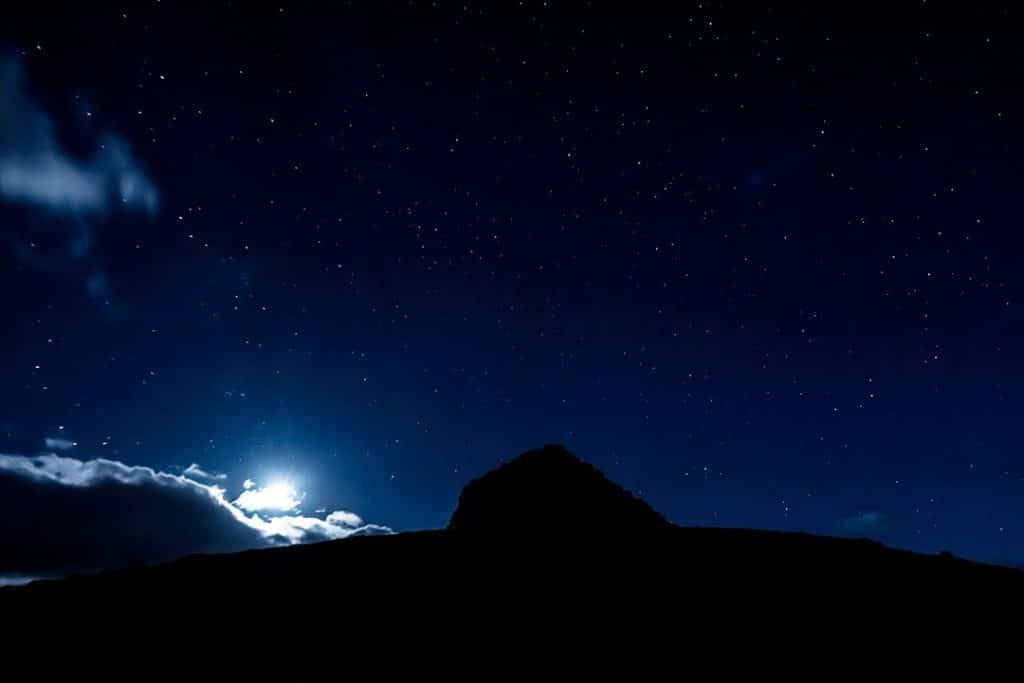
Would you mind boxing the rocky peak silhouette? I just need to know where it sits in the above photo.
[447,444,669,535]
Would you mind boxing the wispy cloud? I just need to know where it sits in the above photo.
[183,463,227,481]
[0,452,391,577]
[0,576,37,587]
[1,54,159,310]
[835,510,887,534]
[0,55,158,215]
[44,437,76,451]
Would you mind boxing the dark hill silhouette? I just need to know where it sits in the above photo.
[2,445,1022,659]
[448,444,670,534]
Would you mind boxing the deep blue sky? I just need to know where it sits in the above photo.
[2,2,1022,566]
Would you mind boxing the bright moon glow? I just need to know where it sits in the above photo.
[233,481,301,513]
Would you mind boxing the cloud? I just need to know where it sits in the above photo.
[44,437,76,451]
[0,56,158,215]
[326,510,364,528]
[0,576,36,587]
[258,514,393,545]
[243,478,256,490]
[183,463,227,481]
[233,482,302,513]
[1,54,159,311]
[0,452,391,578]
[835,510,887,534]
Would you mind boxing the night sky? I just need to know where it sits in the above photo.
[2,1,1023,574]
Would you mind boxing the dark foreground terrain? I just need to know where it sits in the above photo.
[3,445,1021,660]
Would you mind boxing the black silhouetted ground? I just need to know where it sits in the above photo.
[3,445,1021,659]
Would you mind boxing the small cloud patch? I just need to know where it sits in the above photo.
[183,463,227,481]
[836,510,887,534]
